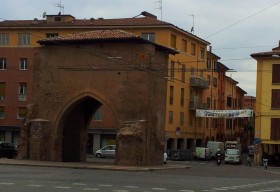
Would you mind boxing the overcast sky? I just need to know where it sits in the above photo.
[1,0,280,96]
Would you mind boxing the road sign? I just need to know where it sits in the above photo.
[254,138,260,144]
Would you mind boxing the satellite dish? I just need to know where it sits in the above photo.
[42,12,46,18]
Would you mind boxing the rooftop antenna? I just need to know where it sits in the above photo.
[190,14,194,34]
[155,0,162,20]
[57,0,64,15]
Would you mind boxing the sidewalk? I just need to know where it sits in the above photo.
[0,158,191,172]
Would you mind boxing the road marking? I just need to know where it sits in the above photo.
[0,182,14,185]
[125,185,139,188]
[206,180,280,191]
[179,190,194,192]
[99,184,113,187]
[152,188,167,190]
[73,182,87,186]
[54,186,71,189]
[83,188,100,191]
[26,184,42,187]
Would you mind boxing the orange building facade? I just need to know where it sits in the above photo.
[0,12,248,155]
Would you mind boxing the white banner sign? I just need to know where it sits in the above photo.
[196,109,253,118]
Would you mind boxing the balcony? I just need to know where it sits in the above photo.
[189,97,208,110]
[190,76,209,89]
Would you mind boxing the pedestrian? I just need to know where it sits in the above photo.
[246,155,251,166]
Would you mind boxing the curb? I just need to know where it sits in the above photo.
[0,159,191,172]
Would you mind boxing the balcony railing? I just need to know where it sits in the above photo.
[189,97,208,110]
[190,76,209,89]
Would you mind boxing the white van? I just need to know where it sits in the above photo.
[194,147,210,160]
[224,148,241,164]
[206,141,224,158]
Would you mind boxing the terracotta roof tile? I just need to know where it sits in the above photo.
[37,29,179,55]
[40,29,140,42]
[0,17,169,27]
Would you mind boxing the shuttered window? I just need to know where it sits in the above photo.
[0,82,5,99]
[171,34,176,49]
[272,64,280,83]
[271,89,280,109]
[271,118,280,140]
[18,107,27,119]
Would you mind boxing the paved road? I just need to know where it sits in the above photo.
[0,158,280,192]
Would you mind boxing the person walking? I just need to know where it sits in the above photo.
[246,154,251,166]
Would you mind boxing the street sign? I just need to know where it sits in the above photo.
[254,138,260,144]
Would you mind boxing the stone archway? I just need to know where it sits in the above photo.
[17,33,174,166]
[59,96,102,162]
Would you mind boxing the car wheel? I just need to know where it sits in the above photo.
[96,153,102,158]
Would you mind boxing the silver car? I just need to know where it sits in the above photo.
[95,145,116,158]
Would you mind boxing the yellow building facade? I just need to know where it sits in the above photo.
[251,41,280,165]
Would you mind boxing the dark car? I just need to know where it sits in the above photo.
[0,141,17,159]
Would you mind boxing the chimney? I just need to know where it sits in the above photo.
[141,11,157,19]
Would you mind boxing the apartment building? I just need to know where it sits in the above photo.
[0,47,34,143]
[251,41,280,165]
[0,12,247,154]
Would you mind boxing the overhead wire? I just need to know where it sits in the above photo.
[204,1,280,39]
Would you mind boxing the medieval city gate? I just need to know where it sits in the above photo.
[17,30,177,166]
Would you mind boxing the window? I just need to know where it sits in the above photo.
[170,60,175,78]
[0,82,5,100]
[18,107,27,119]
[191,43,196,56]
[226,119,233,129]
[18,33,30,45]
[271,89,280,109]
[182,39,187,52]
[213,61,218,72]
[169,86,174,105]
[271,118,280,140]
[0,58,6,70]
[227,96,232,107]
[213,77,218,87]
[0,106,4,119]
[181,64,186,82]
[0,33,9,45]
[207,97,211,108]
[207,59,211,70]
[191,67,194,75]
[46,33,59,38]
[180,88,184,107]
[0,131,4,141]
[141,33,155,42]
[18,83,27,101]
[93,108,103,121]
[180,112,184,126]
[20,58,28,70]
[200,47,205,59]
[171,34,177,49]
[207,75,211,85]
[168,111,173,124]
[272,64,280,83]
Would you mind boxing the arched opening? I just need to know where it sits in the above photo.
[59,96,102,162]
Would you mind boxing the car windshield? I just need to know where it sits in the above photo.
[226,150,239,155]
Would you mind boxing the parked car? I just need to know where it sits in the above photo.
[0,141,17,159]
[95,145,116,158]
[224,148,241,164]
